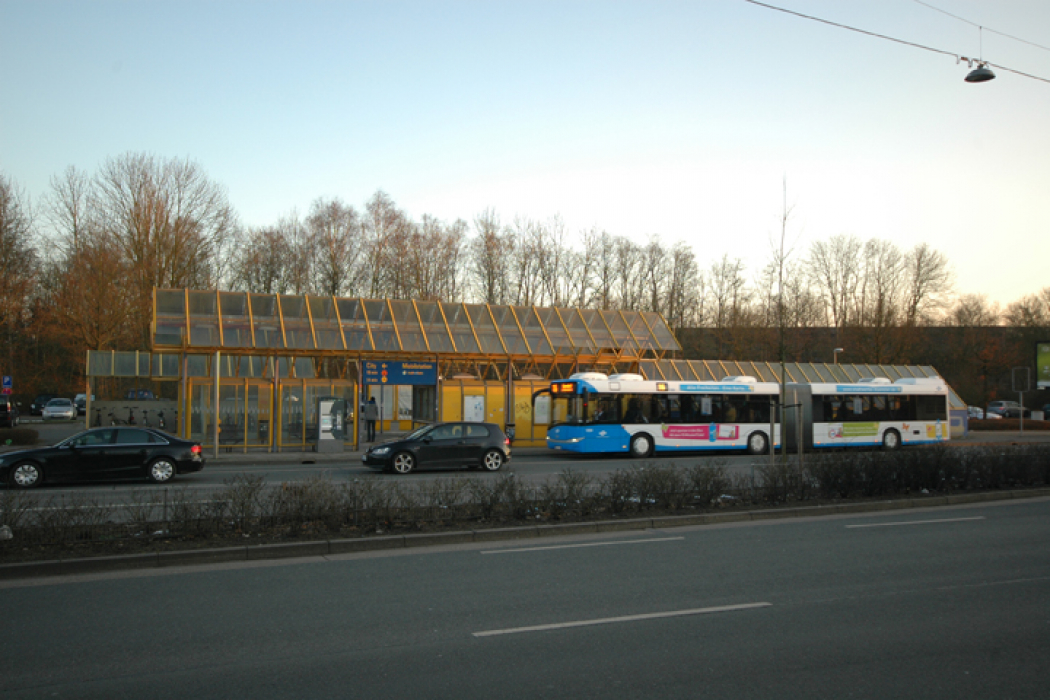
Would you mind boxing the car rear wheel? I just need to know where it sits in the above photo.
[391,452,415,474]
[10,462,42,489]
[148,458,176,483]
[629,433,653,458]
[481,449,504,472]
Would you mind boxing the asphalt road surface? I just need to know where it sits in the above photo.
[2,497,1048,699]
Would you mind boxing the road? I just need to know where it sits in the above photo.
[2,497,1047,698]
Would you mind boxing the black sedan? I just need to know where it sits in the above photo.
[362,422,511,474]
[0,427,205,488]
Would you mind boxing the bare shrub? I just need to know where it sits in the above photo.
[215,474,266,530]
[466,473,533,520]
[265,475,348,533]
[536,469,594,518]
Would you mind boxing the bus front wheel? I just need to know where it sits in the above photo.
[629,433,654,459]
[746,431,769,455]
[882,429,901,451]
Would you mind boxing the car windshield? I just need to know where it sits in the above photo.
[48,399,72,406]
[404,425,435,440]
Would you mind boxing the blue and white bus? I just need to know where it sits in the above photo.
[544,373,781,457]
[784,377,949,451]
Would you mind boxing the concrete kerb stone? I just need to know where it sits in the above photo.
[403,531,476,548]
[328,535,405,554]
[246,541,330,561]
[158,546,248,568]
[472,526,539,542]
[4,488,1050,581]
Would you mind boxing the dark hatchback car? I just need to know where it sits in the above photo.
[0,427,205,488]
[362,422,511,474]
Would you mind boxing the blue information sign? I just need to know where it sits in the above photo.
[362,361,437,385]
[1,376,11,395]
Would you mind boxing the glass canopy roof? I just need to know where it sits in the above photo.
[153,289,681,359]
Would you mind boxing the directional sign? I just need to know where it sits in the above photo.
[2,376,11,395]
[362,361,437,385]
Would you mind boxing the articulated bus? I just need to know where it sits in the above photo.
[784,377,949,451]
[545,373,781,457]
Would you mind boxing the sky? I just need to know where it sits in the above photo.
[2,0,1049,307]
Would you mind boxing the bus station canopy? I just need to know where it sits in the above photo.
[152,289,681,362]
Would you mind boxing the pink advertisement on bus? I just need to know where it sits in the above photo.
[660,424,739,441]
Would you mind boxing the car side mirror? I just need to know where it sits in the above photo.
[422,435,432,443]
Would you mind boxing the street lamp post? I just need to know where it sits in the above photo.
[833,348,844,364]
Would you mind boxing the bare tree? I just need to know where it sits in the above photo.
[306,197,364,296]
[903,242,954,325]
[806,234,863,334]
[0,173,37,374]
[92,153,236,345]
[42,165,94,255]
[362,190,407,299]
[468,209,512,304]
[228,225,294,294]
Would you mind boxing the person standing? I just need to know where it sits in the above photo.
[364,396,379,442]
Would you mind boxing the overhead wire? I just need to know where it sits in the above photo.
[912,0,1050,53]
[741,0,1050,84]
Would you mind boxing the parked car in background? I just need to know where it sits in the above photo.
[73,393,94,416]
[967,406,985,419]
[986,400,1031,419]
[0,397,19,428]
[30,394,58,416]
[362,422,511,474]
[42,398,77,421]
[0,426,205,488]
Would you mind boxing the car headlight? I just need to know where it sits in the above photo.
[371,446,390,456]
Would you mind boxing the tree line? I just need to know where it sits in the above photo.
[2,153,1048,405]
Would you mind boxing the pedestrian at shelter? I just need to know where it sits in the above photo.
[364,397,379,442]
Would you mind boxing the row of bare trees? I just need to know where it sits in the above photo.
[2,153,1049,404]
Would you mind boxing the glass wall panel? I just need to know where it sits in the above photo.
[280,383,305,446]
[417,301,454,352]
[624,311,656,353]
[601,310,639,354]
[491,306,528,354]
[219,292,252,347]
[466,304,504,353]
[189,382,214,444]
[365,300,399,351]
[441,303,478,353]
[188,291,220,346]
[390,300,427,351]
[250,294,284,348]
[309,296,344,350]
[155,290,187,346]
[113,352,140,376]
[539,308,573,353]
[559,308,595,352]
[152,353,181,377]
[246,384,271,446]
[643,312,682,351]
[280,295,315,349]
[514,306,553,356]
[337,298,372,351]
[581,309,615,349]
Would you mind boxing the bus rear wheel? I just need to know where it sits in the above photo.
[882,429,901,451]
[629,433,653,459]
[746,431,769,455]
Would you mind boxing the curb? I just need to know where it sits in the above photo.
[3,488,1049,581]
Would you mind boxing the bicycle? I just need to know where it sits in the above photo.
[108,410,128,426]
[124,406,136,426]
[93,407,103,427]
[141,407,152,428]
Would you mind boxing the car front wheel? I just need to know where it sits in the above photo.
[481,449,504,472]
[391,452,415,474]
[10,462,42,489]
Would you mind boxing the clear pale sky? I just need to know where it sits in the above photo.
[2,0,1048,306]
